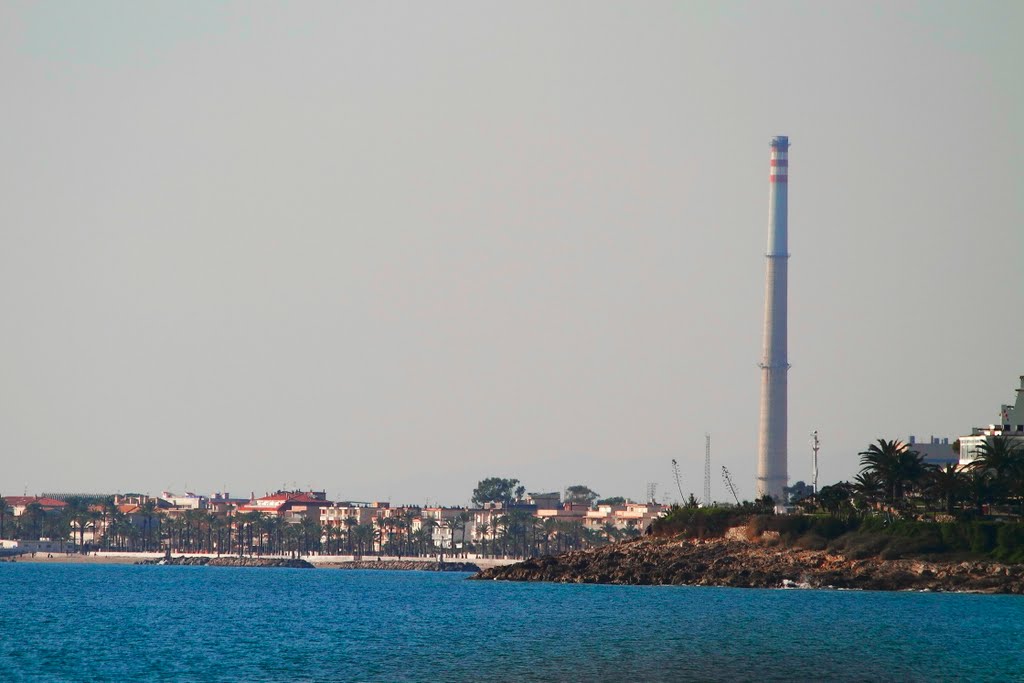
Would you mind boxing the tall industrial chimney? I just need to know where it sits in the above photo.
[757,135,789,502]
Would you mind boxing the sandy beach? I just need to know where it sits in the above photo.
[6,548,162,565]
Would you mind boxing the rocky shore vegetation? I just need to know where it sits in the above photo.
[473,536,1024,593]
[474,511,1024,594]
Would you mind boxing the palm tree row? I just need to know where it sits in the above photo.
[1,495,636,558]
[811,437,1024,519]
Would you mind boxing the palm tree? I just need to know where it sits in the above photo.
[419,518,438,557]
[343,516,357,553]
[458,511,471,558]
[970,436,1024,507]
[0,496,9,540]
[816,483,855,518]
[99,498,119,551]
[964,469,994,515]
[392,517,409,557]
[403,509,418,556]
[139,500,159,551]
[443,517,463,555]
[859,438,927,508]
[63,497,97,552]
[972,436,1023,476]
[852,471,884,509]
[542,518,559,554]
[209,515,228,556]
[299,517,321,555]
[353,524,374,555]
[582,527,605,549]
[475,522,489,558]
[921,462,958,516]
[492,515,510,556]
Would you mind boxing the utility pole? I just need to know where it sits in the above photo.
[811,430,820,495]
[703,434,711,507]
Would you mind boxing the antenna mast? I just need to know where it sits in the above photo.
[646,482,658,504]
[703,434,711,507]
[811,430,820,494]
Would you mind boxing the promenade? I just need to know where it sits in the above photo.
[10,551,519,570]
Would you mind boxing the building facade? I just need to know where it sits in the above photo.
[958,375,1024,466]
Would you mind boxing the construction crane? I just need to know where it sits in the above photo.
[721,465,740,505]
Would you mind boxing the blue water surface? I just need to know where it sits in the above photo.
[1,562,1022,682]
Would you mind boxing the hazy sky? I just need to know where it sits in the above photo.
[1,1,1021,505]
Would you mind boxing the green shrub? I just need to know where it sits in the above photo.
[653,511,1024,564]
[650,506,744,539]
[793,533,828,551]
[939,522,970,552]
[994,524,1024,562]
[829,532,889,559]
[969,522,999,554]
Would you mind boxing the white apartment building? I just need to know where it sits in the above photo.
[959,375,1024,466]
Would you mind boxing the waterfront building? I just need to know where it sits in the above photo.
[522,492,561,508]
[419,507,477,551]
[160,491,208,510]
[236,491,333,520]
[583,502,668,533]
[0,538,66,553]
[471,502,538,548]
[206,492,248,517]
[3,496,68,517]
[321,501,384,530]
[958,375,1024,466]
[534,502,589,524]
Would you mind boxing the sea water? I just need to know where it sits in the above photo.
[1,563,1022,682]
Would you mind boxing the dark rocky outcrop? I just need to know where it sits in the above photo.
[322,560,480,572]
[472,538,1024,594]
[137,556,314,569]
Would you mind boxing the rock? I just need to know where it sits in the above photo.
[136,556,314,569]
[470,538,1024,594]
[323,560,481,572]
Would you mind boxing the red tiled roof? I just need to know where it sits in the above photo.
[3,496,68,508]
[254,492,330,504]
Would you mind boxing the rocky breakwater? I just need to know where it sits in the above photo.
[324,560,481,572]
[472,538,1024,594]
[137,556,314,569]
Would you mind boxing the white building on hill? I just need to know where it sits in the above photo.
[959,375,1024,466]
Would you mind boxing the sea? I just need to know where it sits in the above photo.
[1,563,1022,682]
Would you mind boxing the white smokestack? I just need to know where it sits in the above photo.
[757,135,790,502]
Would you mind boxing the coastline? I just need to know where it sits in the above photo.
[5,553,142,565]
[4,551,515,571]
[472,537,1024,594]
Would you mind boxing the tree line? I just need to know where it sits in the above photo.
[0,478,640,558]
[807,436,1023,520]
